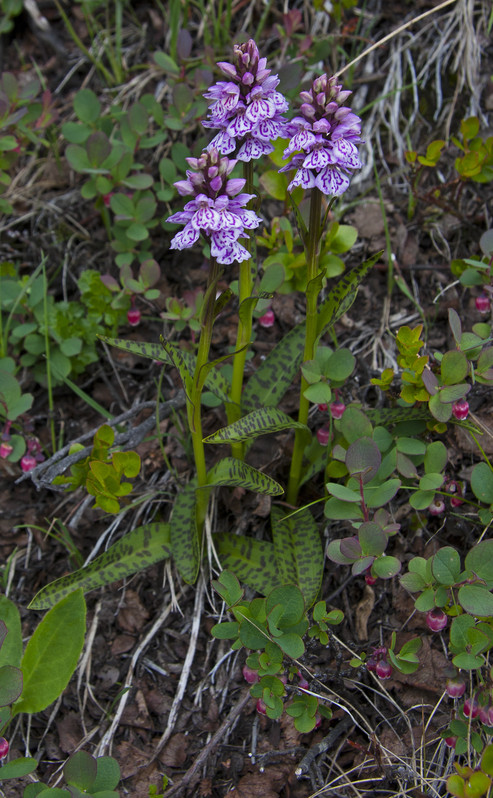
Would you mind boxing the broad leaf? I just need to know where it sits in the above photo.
[207,458,284,496]
[214,533,280,595]
[170,481,200,584]
[242,323,305,412]
[271,506,323,607]
[99,337,231,404]
[29,524,172,610]
[14,590,86,716]
[204,407,306,444]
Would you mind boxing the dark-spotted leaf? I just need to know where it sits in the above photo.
[29,524,172,609]
[316,252,382,337]
[213,533,280,595]
[204,407,306,444]
[14,590,86,716]
[207,458,283,496]
[271,506,323,607]
[242,323,305,412]
[170,481,199,584]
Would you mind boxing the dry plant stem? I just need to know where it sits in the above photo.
[334,0,458,80]
[229,161,255,461]
[188,258,221,533]
[287,188,323,506]
[163,687,252,797]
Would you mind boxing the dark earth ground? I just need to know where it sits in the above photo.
[1,1,493,796]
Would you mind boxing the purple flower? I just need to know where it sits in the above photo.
[280,74,362,195]
[203,39,289,162]
[166,148,261,265]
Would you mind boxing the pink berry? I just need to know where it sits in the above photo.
[375,659,392,680]
[426,609,448,632]
[314,713,322,729]
[127,307,141,327]
[444,736,457,748]
[256,698,267,715]
[0,737,8,758]
[0,442,13,459]
[318,403,328,412]
[330,401,346,419]
[365,568,377,586]
[365,657,377,672]
[258,308,275,328]
[463,697,479,719]
[242,665,259,684]
[475,294,490,313]
[316,425,331,446]
[447,480,464,507]
[20,454,37,473]
[452,399,469,421]
[446,678,466,699]
[429,498,446,516]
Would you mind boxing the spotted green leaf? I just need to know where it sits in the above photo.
[207,457,284,496]
[271,506,323,607]
[214,533,280,595]
[241,323,305,413]
[29,523,172,610]
[170,481,200,584]
[204,408,306,444]
[99,336,231,404]
[316,252,382,337]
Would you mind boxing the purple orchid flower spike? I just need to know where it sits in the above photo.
[280,74,362,196]
[166,148,262,265]
[203,39,290,161]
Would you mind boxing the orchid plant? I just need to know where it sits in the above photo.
[32,39,377,609]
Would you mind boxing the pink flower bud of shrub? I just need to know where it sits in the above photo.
[330,401,345,419]
[375,659,392,680]
[446,678,466,699]
[0,442,13,459]
[256,698,267,715]
[428,498,445,516]
[475,294,490,313]
[444,736,457,748]
[20,454,37,472]
[242,665,259,684]
[426,608,448,632]
[452,399,469,421]
[0,737,9,758]
[365,568,377,586]
[314,713,322,729]
[258,308,275,328]
[317,403,327,412]
[463,697,479,719]
[297,670,309,690]
[127,307,141,327]
[316,425,331,446]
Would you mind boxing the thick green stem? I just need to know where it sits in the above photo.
[286,188,323,506]
[228,161,255,460]
[188,258,221,534]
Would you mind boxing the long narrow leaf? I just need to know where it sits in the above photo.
[207,457,284,496]
[242,323,306,413]
[29,523,172,610]
[316,252,382,337]
[170,481,200,584]
[204,407,306,444]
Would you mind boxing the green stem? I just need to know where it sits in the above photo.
[286,188,323,506]
[188,257,221,533]
[228,161,255,461]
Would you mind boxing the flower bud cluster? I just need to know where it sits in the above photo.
[280,74,362,195]
[203,39,289,161]
[167,148,262,265]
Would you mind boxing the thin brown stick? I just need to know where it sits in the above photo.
[162,687,252,797]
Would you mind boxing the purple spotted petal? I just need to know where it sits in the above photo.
[207,131,237,155]
[166,210,193,224]
[315,166,350,196]
[302,148,331,169]
[226,112,254,138]
[283,129,317,157]
[288,168,316,191]
[245,98,274,124]
[218,209,243,230]
[237,138,272,161]
[211,231,250,264]
[170,225,199,249]
[236,209,262,228]
[191,206,222,231]
[254,118,283,142]
[332,139,361,170]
